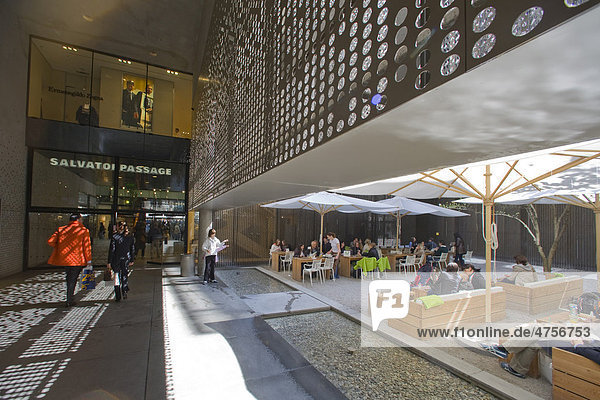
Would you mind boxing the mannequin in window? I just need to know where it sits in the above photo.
[122,80,142,127]
[76,102,99,126]
[140,84,153,130]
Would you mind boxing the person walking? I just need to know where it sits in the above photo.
[47,213,92,307]
[326,232,341,279]
[453,232,466,266]
[202,229,228,285]
[108,221,135,302]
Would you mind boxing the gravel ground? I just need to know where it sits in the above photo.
[216,267,293,296]
[267,311,497,400]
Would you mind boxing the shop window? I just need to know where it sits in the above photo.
[28,38,94,125]
[117,158,185,212]
[31,150,114,209]
[27,213,112,268]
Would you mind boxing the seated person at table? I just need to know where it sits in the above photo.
[366,242,380,260]
[428,263,461,295]
[408,237,418,252]
[294,244,307,257]
[307,240,320,257]
[462,263,485,290]
[280,240,289,251]
[322,237,331,254]
[414,242,426,257]
[362,239,372,254]
[433,240,448,256]
[270,239,281,255]
[500,255,538,286]
[351,238,362,255]
[425,238,437,250]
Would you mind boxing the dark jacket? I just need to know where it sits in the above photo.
[433,245,449,257]
[469,272,486,290]
[455,236,465,255]
[108,233,135,265]
[429,272,461,295]
[570,346,600,366]
[294,248,307,257]
[367,247,380,260]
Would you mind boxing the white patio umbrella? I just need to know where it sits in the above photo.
[337,196,469,250]
[336,138,600,321]
[260,191,391,253]
[458,188,600,290]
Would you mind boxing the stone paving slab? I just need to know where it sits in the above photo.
[240,291,330,317]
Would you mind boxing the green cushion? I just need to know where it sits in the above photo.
[417,295,444,309]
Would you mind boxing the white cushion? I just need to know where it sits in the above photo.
[523,275,579,288]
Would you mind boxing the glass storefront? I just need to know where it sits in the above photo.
[27,149,187,268]
[27,37,192,138]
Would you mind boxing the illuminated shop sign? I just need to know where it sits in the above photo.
[49,158,172,175]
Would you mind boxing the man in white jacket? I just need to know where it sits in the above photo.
[202,229,228,284]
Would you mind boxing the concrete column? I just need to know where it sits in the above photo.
[197,209,212,276]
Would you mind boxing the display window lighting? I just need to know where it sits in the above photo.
[118,58,132,64]
[62,45,78,52]
[166,69,179,75]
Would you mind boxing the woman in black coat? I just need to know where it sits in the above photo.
[108,221,135,301]
[453,232,466,266]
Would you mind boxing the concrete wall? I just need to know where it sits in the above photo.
[0,8,28,278]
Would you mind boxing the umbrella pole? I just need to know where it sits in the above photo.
[484,165,492,323]
[396,212,400,251]
[320,212,324,255]
[594,194,600,292]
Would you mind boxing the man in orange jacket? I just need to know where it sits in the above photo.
[47,213,92,307]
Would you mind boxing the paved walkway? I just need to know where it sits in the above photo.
[0,264,344,400]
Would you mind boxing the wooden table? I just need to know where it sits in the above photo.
[385,254,406,272]
[271,251,286,271]
[536,311,598,324]
[339,255,363,277]
[292,257,326,281]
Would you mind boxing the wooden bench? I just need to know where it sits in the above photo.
[496,276,583,314]
[388,287,506,339]
[553,347,600,399]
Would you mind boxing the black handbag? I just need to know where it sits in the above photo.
[103,267,112,281]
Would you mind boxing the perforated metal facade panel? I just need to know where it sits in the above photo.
[190,0,598,208]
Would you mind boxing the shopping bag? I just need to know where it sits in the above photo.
[81,267,96,290]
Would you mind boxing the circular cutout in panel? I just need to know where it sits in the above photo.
[363,7,373,23]
[394,45,408,63]
[350,7,359,22]
[376,95,387,110]
[395,7,408,26]
[350,22,359,37]
[415,28,432,48]
[376,76,388,93]
[363,23,373,39]
[348,112,357,126]
[362,71,372,86]
[440,7,460,30]
[350,37,359,52]
[362,56,372,71]
[394,64,408,82]
[472,33,496,58]
[338,49,346,62]
[512,7,544,37]
[377,0,386,7]
[362,88,372,102]
[349,81,358,93]
[362,39,373,55]
[327,125,333,137]
[473,7,496,33]
[470,0,486,7]
[415,7,430,28]
[415,0,426,8]
[416,49,430,69]
[440,54,460,76]
[377,7,388,25]
[377,25,389,41]
[441,30,460,53]
[377,42,388,58]
[361,104,371,119]
[440,0,455,7]
[415,70,431,89]
[339,21,346,35]
[338,63,346,76]
[337,76,346,90]
[377,59,388,75]
[336,119,345,132]
[350,52,358,66]
[395,26,408,45]
[349,66,358,81]
[565,0,590,6]
[349,96,357,111]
